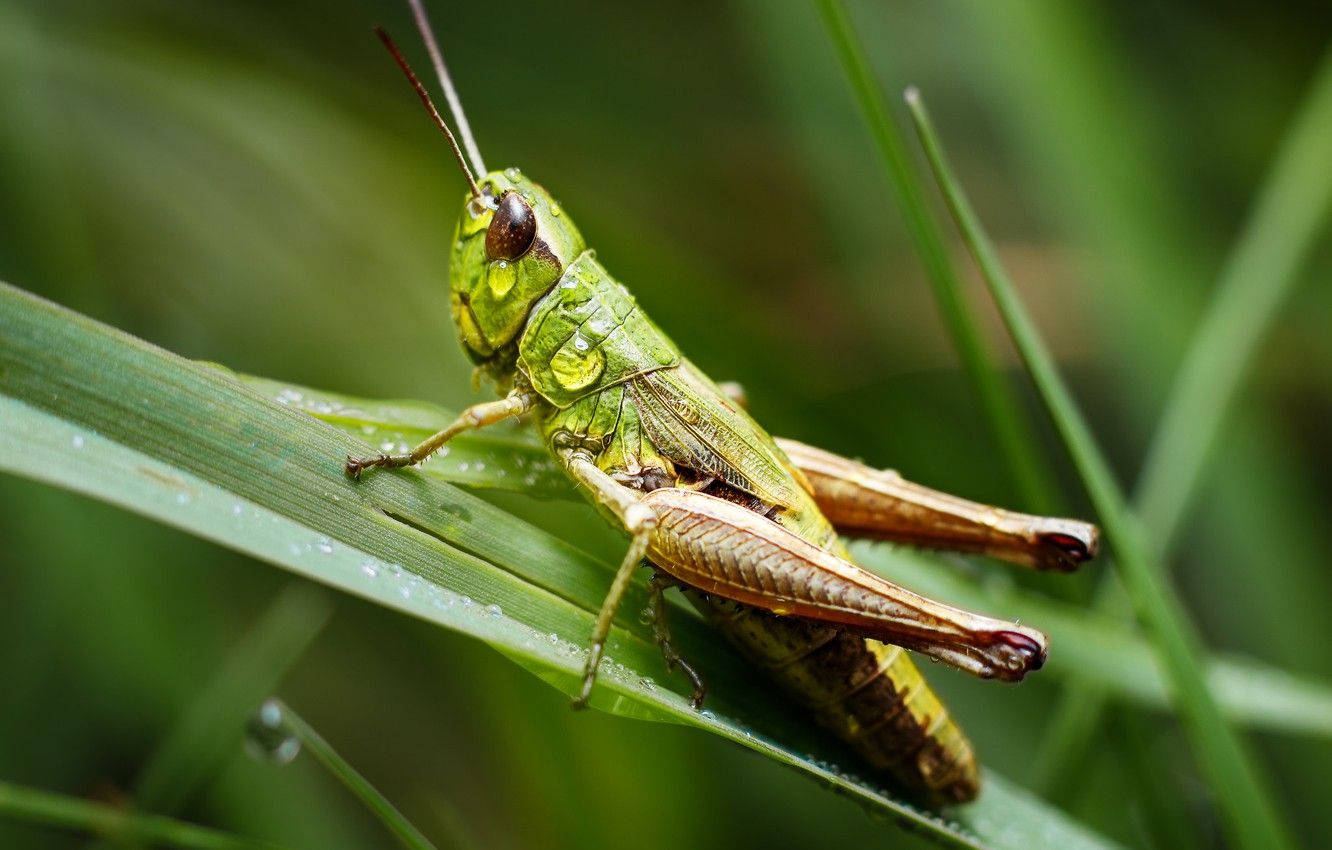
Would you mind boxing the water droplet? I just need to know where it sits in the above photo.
[361,561,379,578]
[231,503,244,516]
[70,434,84,449]
[360,424,375,435]
[316,539,333,555]
[244,699,301,765]
[175,492,192,505]
[550,202,562,217]
[504,167,521,181]
[550,341,604,391]
[487,258,518,297]
[485,603,502,619]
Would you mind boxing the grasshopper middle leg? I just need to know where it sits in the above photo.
[646,571,706,708]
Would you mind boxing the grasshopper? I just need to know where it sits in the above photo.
[349,1,1098,805]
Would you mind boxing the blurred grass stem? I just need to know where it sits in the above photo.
[0,781,279,849]
[261,700,439,850]
[904,87,1297,850]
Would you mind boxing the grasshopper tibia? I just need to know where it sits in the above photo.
[641,487,1047,682]
[647,572,706,708]
[775,439,1099,572]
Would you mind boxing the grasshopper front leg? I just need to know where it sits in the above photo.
[344,388,536,478]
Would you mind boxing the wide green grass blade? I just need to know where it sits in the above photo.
[0,283,1117,850]
[259,376,1332,741]
[0,781,280,849]
[904,90,1296,850]
[809,0,1056,513]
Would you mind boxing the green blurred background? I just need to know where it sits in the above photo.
[2,0,1330,847]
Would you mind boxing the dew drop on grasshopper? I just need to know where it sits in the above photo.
[349,0,1099,805]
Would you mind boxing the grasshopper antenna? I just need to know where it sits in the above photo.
[406,0,487,177]
[374,26,482,199]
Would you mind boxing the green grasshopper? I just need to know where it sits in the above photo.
[350,1,1098,804]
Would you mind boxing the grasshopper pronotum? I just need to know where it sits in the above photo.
[349,2,1099,804]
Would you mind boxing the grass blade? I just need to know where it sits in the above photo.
[1136,46,1332,554]
[1033,46,1332,796]
[261,376,1332,739]
[904,88,1296,850]
[810,0,1057,513]
[0,781,280,849]
[248,700,437,850]
[135,584,334,813]
[0,283,1118,850]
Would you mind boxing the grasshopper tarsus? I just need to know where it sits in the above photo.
[571,640,604,711]
[681,661,707,709]
[344,452,390,480]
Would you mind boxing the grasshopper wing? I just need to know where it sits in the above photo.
[630,363,800,509]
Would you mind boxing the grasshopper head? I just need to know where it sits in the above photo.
[372,20,584,363]
[449,169,585,360]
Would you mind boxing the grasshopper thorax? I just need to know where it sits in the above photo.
[450,169,585,363]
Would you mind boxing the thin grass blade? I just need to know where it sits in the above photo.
[0,781,281,849]
[810,0,1057,513]
[1136,45,1332,555]
[249,700,438,850]
[1032,39,1332,803]
[904,89,1296,850]
[134,584,334,813]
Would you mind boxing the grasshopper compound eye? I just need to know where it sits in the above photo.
[485,191,536,261]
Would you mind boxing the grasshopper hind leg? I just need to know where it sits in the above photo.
[646,572,706,708]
